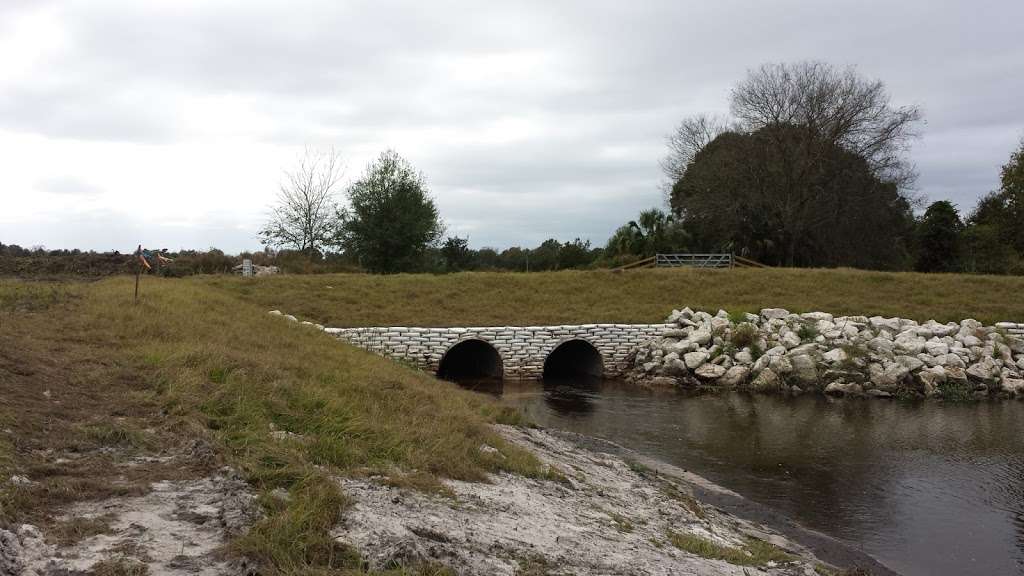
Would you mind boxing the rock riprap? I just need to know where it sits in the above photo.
[628,308,1024,400]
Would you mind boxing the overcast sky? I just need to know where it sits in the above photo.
[1,0,1022,253]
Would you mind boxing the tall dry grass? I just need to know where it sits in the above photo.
[0,277,547,574]
[205,267,1024,327]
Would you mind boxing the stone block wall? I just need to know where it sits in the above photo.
[997,322,1024,337]
[324,324,676,378]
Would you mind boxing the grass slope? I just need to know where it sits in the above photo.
[0,278,547,575]
[206,267,1024,327]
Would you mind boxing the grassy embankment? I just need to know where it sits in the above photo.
[205,267,1024,327]
[3,268,1023,573]
[0,277,547,575]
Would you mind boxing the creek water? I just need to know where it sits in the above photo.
[463,378,1024,576]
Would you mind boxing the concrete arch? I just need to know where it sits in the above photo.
[543,338,604,379]
[437,338,504,381]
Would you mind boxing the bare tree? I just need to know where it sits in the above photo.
[259,147,344,256]
[663,62,922,190]
[730,61,922,188]
[661,114,736,181]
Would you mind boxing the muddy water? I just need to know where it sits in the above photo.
[468,379,1024,576]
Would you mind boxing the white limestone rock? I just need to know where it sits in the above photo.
[1002,378,1024,396]
[789,354,818,386]
[688,329,712,346]
[750,368,781,392]
[822,348,848,364]
[695,363,727,380]
[760,308,790,320]
[966,357,1000,383]
[924,340,950,357]
[869,316,902,333]
[781,331,802,349]
[825,381,863,396]
[896,355,925,372]
[719,365,750,387]
[683,352,709,370]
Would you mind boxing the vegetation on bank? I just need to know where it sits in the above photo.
[0,277,549,574]
[207,267,1024,328]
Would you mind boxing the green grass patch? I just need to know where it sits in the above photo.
[667,531,795,567]
[937,379,974,402]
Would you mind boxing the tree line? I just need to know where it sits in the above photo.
[4,61,1020,276]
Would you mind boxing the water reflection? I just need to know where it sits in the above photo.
[486,379,1024,576]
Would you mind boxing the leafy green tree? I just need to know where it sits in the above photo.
[498,247,529,271]
[605,208,688,258]
[440,236,471,272]
[970,139,1024,254]
[529,239,561,271]
[671,124,915,269]
[558,238,595,269]
[337,150,443,273]
[473,247,502,270]
[915,201,964,272]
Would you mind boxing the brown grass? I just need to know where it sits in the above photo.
[0,277,548,575]
[203,268,1024,327]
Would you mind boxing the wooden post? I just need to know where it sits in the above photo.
[134,244,142,304]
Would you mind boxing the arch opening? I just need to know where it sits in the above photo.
[543,339,604,380]
[437,339,503,382]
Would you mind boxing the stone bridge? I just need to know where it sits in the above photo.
[325,323,675,380]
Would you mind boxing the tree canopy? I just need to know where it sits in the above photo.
[663,62,921,269]
[338,150,443,273]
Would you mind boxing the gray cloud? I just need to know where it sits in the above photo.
[1,0,1022,251]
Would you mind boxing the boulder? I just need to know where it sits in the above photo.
[869,316,902,333]
[688,329,713,346]
[959,334,983,348]
[924,340,950,357]
[896,355,925,372]
[719,365,749,387]
[734,349,753,364]
[683,352,709,370]
[647,376,679,388]
[789,354,818,387]
[946,366,969,388]
[664,358,688,378]
[822,348,848,363]
[710,317,731,333]
[750,368,781,392]
[825,380,863,396]
[966,357,1000,384]
[873,362,910,391]
[760,308,790,320]
[695,363,727,380]
[1002,378,1024,396]
[943,353,967,369]
[781,331,802,349]
[867,337,894,356]
[767,355,794,375]
[894,335,925,355]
